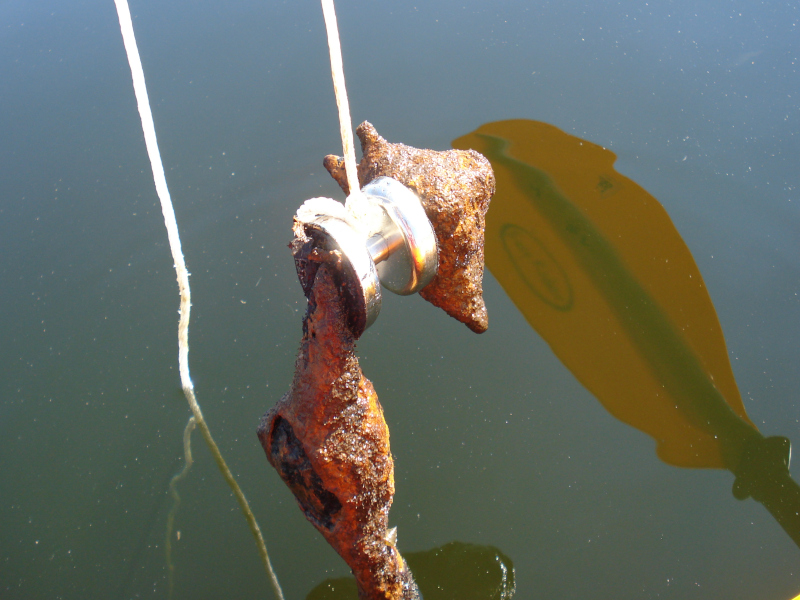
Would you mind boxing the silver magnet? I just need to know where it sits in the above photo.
[294,177,438,335]
[360,177,438,296]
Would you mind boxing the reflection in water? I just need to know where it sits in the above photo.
[453,120,800,547]
[306,542,515,600]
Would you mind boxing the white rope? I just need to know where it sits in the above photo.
[113,2,283,598]
[113,0,193,394]
[320,0,363,203]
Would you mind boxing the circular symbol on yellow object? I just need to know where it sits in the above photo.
[501,223,573,311]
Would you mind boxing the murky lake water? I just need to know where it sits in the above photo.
[1,1,799,599]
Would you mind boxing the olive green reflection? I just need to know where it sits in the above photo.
[453,120,800,548]
[306,542,515,600]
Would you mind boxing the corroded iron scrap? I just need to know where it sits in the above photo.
[258,226,419,600]
[324,121,495,333]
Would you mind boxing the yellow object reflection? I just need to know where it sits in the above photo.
[453,119,800,547]
[455,119,756,470]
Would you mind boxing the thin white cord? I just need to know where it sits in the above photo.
[113,0,192,393]
[320,0,362,202]
[113,2,283,598]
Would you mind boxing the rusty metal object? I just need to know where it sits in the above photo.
[258,227,420,600]
[261,121,493,597]
[324,121,495,333]
[323,154,349,194]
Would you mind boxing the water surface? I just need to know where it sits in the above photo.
[1,1,798,598]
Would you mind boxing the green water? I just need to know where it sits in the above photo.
[1,1,798,598]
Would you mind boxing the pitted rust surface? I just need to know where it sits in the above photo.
[258,231,419,600]
[324,121,495,333]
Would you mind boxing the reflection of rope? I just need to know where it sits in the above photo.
[113,2,284,598]
[165,417,196,600]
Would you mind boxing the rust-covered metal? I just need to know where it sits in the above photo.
[258,224,420,600]
[324,121,495,334]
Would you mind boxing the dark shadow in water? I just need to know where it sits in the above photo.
[452,119,800,548]
[306,541,515,600]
